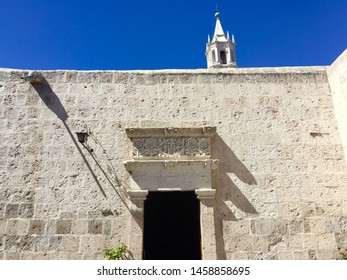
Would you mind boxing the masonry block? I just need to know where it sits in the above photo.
[5,204,19,219]
[28,220,46,235]
[88,220,103,235]
[56,220,72,234]
[19,203,34,218]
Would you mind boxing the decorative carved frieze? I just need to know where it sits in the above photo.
[124,126,219,172]
[132,137,210,158]
[124,159,219,171]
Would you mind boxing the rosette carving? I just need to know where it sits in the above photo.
[132,137,210,158]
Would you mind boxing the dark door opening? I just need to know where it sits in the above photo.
[220,50,227,64]
[143,191,201,260]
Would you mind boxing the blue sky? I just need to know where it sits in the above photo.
[1,0,346,70]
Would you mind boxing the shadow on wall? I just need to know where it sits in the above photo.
[32,78,68,122]
[31,78,107,197]
[211,134,258,259]
[32,78,135,226]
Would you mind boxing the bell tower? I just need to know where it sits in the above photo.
[206,12,237,68]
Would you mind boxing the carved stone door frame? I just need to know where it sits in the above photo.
[124,127,219,259]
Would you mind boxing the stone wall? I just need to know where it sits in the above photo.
[1,64,347,259]
[328,49,347,162]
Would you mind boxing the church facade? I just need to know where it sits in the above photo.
[1,13,347,260]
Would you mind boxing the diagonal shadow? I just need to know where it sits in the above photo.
[63,121,107,198]
[32,78,68,122]
[211,134,258,259]
[31,78,107,197]
[83,130,133,214]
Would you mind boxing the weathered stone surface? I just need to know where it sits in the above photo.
[88,220,103,235]
[55,220,72,235]
[4,252,21,260]
[80,236,105,255]
[61,236,80,252]
[19,203,34,218]
[5,204,19,218]
[48,236,63,251]
[71,220,88,235]
[28,220,46,235]
[0,50,347,259]
[5,236,35,252]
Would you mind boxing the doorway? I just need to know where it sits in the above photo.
[143,191,201,260]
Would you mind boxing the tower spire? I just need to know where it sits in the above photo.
[205,11,237,68]
[212,12,226,42]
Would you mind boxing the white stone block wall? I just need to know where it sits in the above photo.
[0,65,347,259]
[328,49,347,162]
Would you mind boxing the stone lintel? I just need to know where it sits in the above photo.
[195,188,216,200]
[125,126,216,138]
[124,159,219,171]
